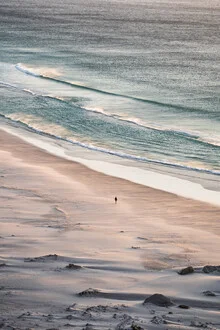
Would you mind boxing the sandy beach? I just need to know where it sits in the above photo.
[0,128,220,330]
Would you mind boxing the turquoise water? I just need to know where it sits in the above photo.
[0,0,219,175]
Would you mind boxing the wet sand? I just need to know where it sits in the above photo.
[0,128,220,330]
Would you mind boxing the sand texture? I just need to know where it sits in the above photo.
[0,128,220,330]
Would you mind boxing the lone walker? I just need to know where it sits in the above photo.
[114,196,118,204]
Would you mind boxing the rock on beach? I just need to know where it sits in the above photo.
[178,266,194,275]
[143,294,174,307]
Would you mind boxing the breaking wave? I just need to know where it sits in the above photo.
[1,79,220,148]
[15,63,214,116]
[1,112,220,176]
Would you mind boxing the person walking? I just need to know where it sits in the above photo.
[114,196,117,204]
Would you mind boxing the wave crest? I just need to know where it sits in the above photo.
[15,63,61,77]
[1,112,220,176]
[1,79,220,148]
[15,63,211,115]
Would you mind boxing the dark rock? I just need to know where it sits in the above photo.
[131,323,144,330]
[18,312,31,319]
[24,258,37,262]
[137,237,148,240]
[0,263,7,267]
[42,254,58,260]
[82,310,92,319]
[66,303,77,312]
[115,314,134,329]
[178,304,190,309]
[86,305,125,313]
[64,324,74,327]
[78,288,100,297]
[143,294,174,307]
[82,324,94,330]
[178,266,194,275]
[202,265,220,274]
[203,291,216,297]
[24,254,58,262]
[151,316,167,324]
[131,246,140,249]
[66,315,74,320]
[65,263,82,270]
[190,320,207,328]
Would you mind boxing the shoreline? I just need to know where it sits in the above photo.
[1,120,220,207]
[1,125,220,257]
[1,125,220,329]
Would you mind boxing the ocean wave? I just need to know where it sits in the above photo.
[0,81,220,147]
[81,106,220,146]
[1,79,220,148]
[16,64,40,77]
[1,112,220,176]
[15,64,61,77]
[15,63,212,115]
[2,112,71,138]
[0,81,17,89]
[0,81,38,96]
[0,80,68,104]
[23,89,37,96]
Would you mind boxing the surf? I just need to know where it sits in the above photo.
[1,112,220,176]
[1,80,220,149]
[15,63,214,116]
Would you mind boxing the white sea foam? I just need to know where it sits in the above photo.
[82,106,220,146]
[0,80,38,97]
[23,89,37,96]
[2,112,220,176]
[1,121,220,207]
[44,95,65,101]
[0,81,17,89]
[15,63,61,78]
[83,106,113,117]
[13,63,220,147]
[5,113,71,139]
[2,76,220,149]
[15,63,40,77]
[1,80,65,104]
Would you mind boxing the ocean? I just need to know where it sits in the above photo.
[0,0,219,196]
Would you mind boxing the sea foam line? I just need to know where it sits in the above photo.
[0,80,200,139]
[83,106,202,140]
[0,81,17,89]
[1,79,220,147]
[1,112,220,176]
[1,119,220,208]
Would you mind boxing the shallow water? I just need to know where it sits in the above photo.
[0,0,219,178]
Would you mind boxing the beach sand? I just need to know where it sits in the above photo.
[0,128,220,330]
